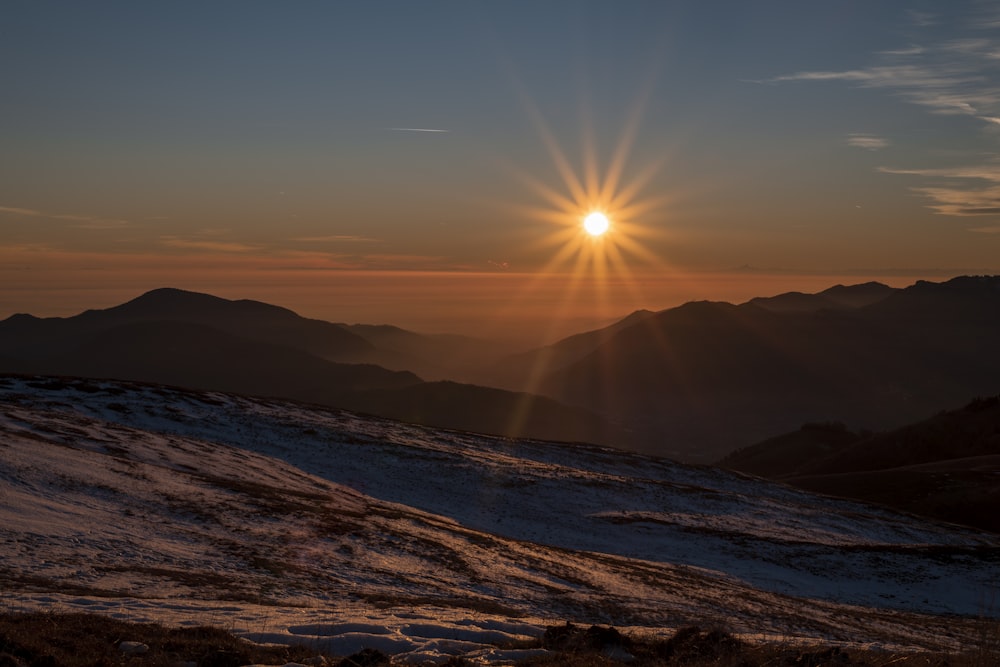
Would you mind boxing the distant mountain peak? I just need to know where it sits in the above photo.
[127,286,274,307]
[107,287,302,322]
[749,281,896,313]
[1,312,40,323]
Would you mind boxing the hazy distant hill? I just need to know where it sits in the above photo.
[35,320,419,400]
[720,395,1000,533]
[532,276,1000,461]
[341,323,517,384]
[487,309,658,391]
[0,288,621,445]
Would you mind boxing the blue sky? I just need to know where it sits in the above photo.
[3,1,1000,336]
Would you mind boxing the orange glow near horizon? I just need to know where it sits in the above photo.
[0,246,949,346]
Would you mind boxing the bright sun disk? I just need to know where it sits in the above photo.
[583,211,610,237]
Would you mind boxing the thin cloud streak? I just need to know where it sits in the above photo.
[292,235,380,243]
[159,238,260,253]
[0,205,130,228]
[880,164,1000,216]
[766,17,1000,122]
[767,11,1000,219]
[847,133,889,150]
[0,206,44,217]
[386,127,450,133]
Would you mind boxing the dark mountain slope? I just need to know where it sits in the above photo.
[820,281,897,308]
[713,422,862,478]
[33,320,419,400]
[488,309,658,391]
[0,287,374,363]
[538,276,1000,461]
[541,300,887,457]
[720,395,1000,533]
[796,395,1000,476]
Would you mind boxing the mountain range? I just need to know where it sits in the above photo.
[3,276,1000,462]
[502,275,1000,460]
[0,288,619,447]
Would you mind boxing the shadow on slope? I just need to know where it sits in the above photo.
[720,396,1000,533]
[339,380,622,444]
[34,320,419,401]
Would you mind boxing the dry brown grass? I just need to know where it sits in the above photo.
[0,613,997,667]
[0,611,322,667]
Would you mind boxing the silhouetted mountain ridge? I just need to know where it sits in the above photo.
[0,287,375,362]
[6,276,1000,461]
[747,281,895,313]
[524,276,1000,460]
[0,288,623,446]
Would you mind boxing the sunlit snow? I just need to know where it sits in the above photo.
[1,375,997,662]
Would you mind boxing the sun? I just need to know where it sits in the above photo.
[583,211,610,237]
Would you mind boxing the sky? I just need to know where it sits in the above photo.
[3,1,1000,342]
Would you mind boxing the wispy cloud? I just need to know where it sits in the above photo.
[292,235,380,243]
[159,237,259,253]
[357,253,449,268]
[765,15,1000,122]
[766,9,1000,220]
[386,127,450,133]
[878,165,1000,182]
[0,204,130,229]
[879,164,1000,216]
[908,11,937,28]
[768,64,993,117]
[847,133,889,150]
[879,46,926,57]
[0,206,44,217]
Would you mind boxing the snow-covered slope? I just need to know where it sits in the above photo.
[1,375,997,661]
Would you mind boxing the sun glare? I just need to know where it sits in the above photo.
[583,211,610,237]
[493,73,671,388]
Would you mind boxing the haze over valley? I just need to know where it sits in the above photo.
[5,275,1000,461]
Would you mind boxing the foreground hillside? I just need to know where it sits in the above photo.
[1,375,998,662]
[720,396,1000,533]
[1,611,995,667]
